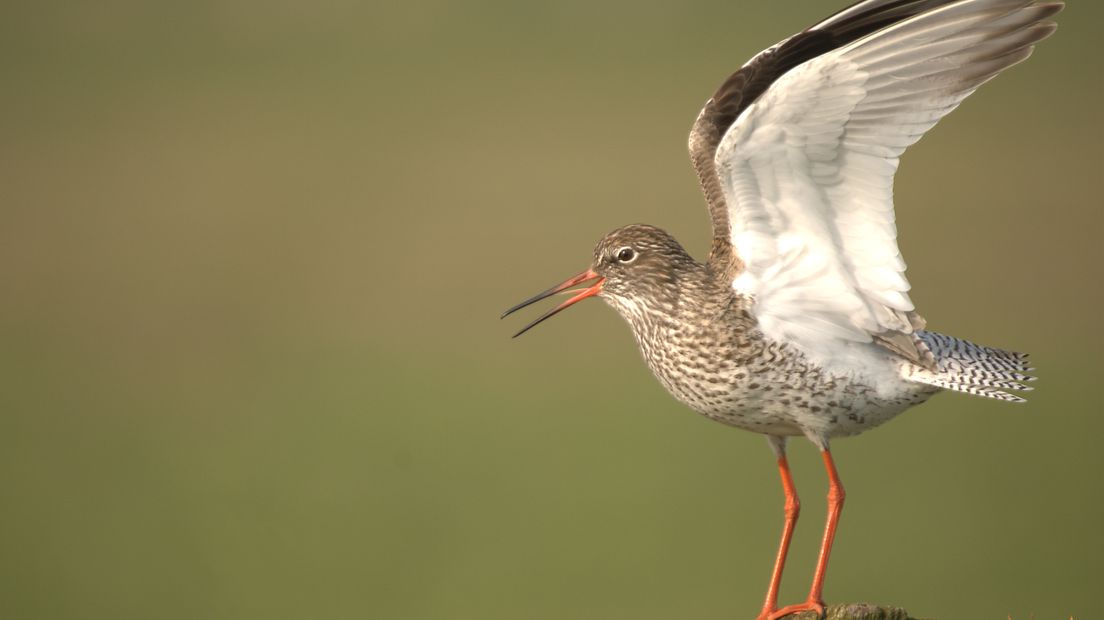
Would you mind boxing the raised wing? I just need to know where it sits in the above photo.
[697,0,1060,366]
[690,0,964,269]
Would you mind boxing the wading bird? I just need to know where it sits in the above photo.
[502,1,1060,618]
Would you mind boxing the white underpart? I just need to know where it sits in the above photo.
[715,0,1053,378]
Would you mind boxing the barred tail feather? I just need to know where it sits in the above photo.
[904,331,1035,403]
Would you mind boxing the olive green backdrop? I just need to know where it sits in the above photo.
[2,1,1101,618]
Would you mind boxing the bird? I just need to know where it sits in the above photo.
[501,1,1060,618]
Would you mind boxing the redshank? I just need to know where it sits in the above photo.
[502,1,1059,618]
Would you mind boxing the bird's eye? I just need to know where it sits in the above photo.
[616,247,636,263]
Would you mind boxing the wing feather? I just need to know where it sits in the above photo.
[712,0,1060,365]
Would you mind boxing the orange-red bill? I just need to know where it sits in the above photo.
[501,269,604,338]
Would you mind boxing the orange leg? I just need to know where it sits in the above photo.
[769,449,845,620]
[756,456,801,620]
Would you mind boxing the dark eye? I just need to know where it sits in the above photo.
[616,247,636,263]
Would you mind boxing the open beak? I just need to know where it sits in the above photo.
[501,269,604,338]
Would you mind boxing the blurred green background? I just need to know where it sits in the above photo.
[1,1,1101,618]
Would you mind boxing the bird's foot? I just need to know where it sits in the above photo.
[761,598,826,620]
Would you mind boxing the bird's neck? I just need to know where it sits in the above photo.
[607,262,738,339]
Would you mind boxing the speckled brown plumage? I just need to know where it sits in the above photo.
[503,2,1058,618]
[589,225,938,449]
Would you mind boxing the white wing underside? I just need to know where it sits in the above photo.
[715,0,1055,365]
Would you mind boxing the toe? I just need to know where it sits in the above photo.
[766,599,826,619]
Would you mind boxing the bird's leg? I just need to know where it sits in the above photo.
[769,449,844,620]
[756,454,800,620]
[808,449,845,606]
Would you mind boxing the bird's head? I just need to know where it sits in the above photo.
[502,224,695,337]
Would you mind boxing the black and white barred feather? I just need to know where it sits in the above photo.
[905,331,1035,403]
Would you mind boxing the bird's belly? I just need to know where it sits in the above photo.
[645,340,937,440]
[694,377,935,439]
